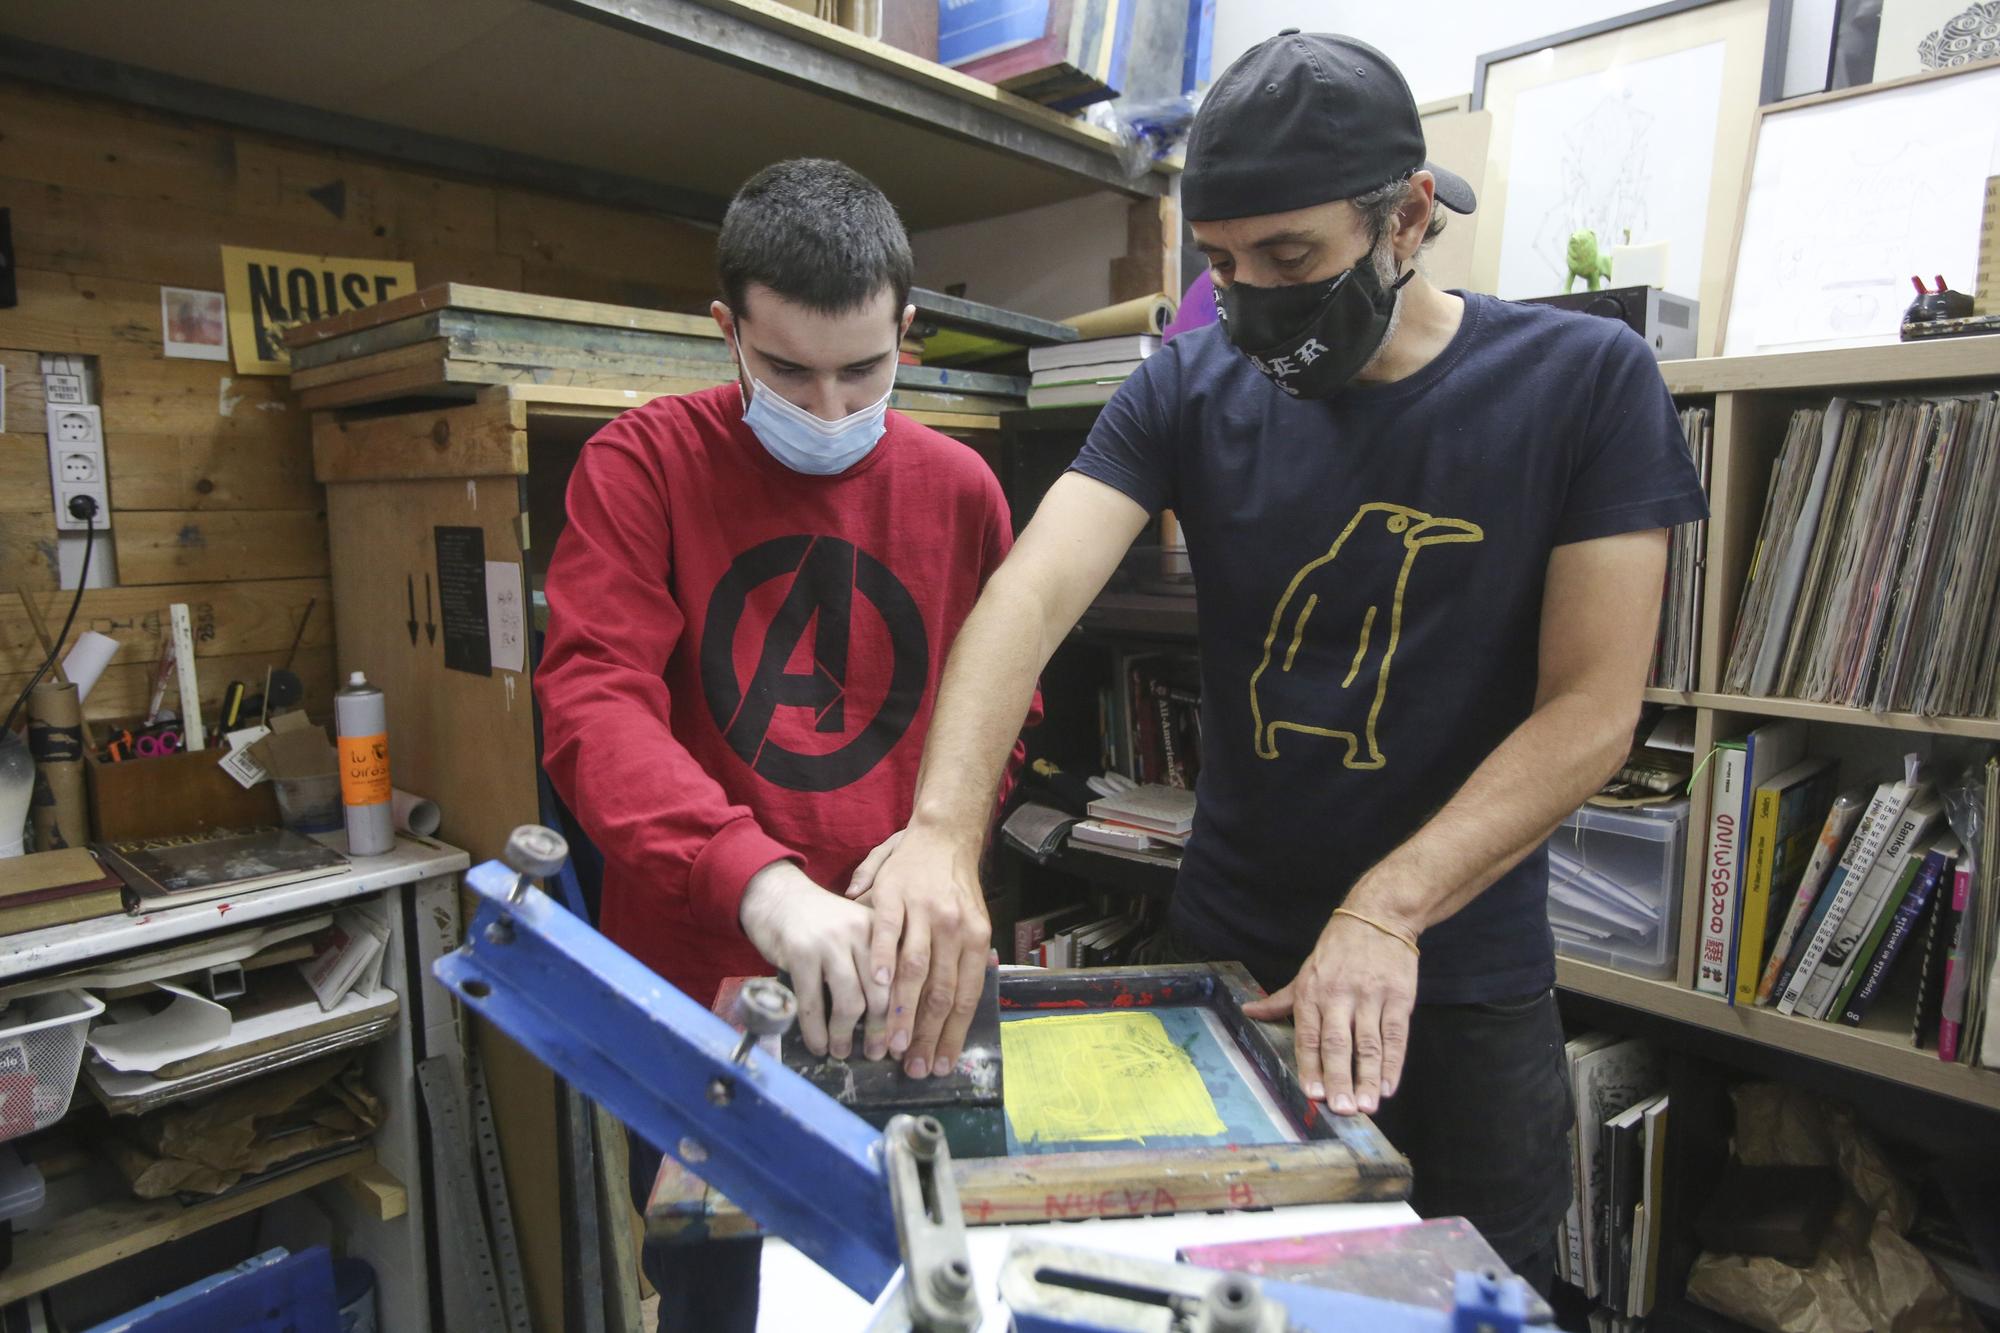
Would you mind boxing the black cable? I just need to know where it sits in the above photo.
[3,508,95,736]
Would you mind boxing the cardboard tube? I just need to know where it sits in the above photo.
[27,682,89,850]
[1063,294,1175,339]
[392,788,441,837]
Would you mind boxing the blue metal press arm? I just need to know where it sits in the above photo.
[437,849,903,1299]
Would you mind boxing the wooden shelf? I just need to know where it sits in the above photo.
[0,1148,376,1304]
[1641,690,2000,740]
[0,0,1164,232]
[0,836,467,984]
[1661,335,2000,395]
[1077,591,1198,639]
[501,383,1002,436]
[1557,959,2000,1112]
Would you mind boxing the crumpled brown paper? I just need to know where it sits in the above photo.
[1685,1083,1978,1332]
[99,1055,383,1198]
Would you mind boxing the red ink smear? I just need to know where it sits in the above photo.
[998,997,1021,1010]
[1302,1100,1320,1128]
[215,903,232,915]
[1111,993,1138,1007]
[1033,1000,1087,1009]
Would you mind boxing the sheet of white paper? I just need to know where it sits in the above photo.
[87,982,232,1072]
[61,631,118,703]
[86,986,397,1097]
[1497,41,1727,301]
[486,560,525,674]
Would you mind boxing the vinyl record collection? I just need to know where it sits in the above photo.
[1721,394,2000,717]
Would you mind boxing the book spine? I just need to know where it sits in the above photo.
[1829,854,1922,1021]
[1798,795,1930,1019]
[1778,784,1901,1015]
[1844,853,1948,1025]
[1697,749,1745,997]
[1757,794,1856,1004]
[1940,863,1975,1061]
[1735,787,1783,1005]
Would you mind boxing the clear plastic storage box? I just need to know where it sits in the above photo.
[1546,799,1688,979]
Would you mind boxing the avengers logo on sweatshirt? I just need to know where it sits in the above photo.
[699,535,929,792]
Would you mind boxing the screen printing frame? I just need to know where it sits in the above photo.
[646,961,1412,1239]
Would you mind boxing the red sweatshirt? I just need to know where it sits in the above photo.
[536,384,1033,1006]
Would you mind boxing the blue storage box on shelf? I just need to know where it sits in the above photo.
[1547,798,1688,980]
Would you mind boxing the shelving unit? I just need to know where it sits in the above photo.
[1557,959,2000,1113]
[0,0,1169,232]
[1001,335,2000,1114]
[1624,337,2000,1113]
[0,1149,381,1306]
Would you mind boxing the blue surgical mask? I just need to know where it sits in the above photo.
[740,373,891,476]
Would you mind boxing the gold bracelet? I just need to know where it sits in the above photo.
[1333,906,1420,957]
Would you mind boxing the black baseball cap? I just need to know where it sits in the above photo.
[1183,31,1477,223]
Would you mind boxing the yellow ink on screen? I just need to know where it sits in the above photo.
[1001,1011,1227,1145]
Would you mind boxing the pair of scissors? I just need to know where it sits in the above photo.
[104,726,185,762]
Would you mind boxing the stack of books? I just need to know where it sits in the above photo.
[1702,736,1999,1065]
[0,848,126,936]
[1649,405,1710,691]
[1721,394,2000,717]
[1098,650,1199,786]
[1072,782,1193,857]
[1027,334,1159,409]
[1012,896,1147,968]
[941,0,1138,111]
[1559,1034,1668,1316]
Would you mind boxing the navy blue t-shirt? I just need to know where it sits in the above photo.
[1071,293,1707,1004]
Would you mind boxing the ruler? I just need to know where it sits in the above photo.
[416,1055,514,1332]
[169,602,205,750]
[470,1054,533,1333]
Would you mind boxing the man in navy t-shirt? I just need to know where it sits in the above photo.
[859,32,1705,1285]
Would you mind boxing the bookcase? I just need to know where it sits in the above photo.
[997,334,2000,1115]
[1585,333,2000,1116]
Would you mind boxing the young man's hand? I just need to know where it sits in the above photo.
[739,861,889,1059]
[844,826,989,1076]
[1241,909,1419,1116]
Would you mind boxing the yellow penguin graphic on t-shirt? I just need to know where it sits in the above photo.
[1250,502,1484,769]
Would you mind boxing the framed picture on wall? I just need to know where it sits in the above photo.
[1720,56,2000,354]
[1415,96,1492,294]
[1832,0,2000,88]
[1469,0,1779,355]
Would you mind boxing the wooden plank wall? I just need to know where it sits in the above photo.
[0,80,718,725]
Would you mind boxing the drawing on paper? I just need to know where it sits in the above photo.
[1496,42,1727,302]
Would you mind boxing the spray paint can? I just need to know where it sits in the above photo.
[335,671,395,855]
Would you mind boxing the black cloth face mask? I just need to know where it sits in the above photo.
[1215,258,1415,399]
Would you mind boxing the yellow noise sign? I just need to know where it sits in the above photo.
[1001,1010,1226,1146]
[220,245,416,375]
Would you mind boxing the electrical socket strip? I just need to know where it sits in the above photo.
[46,402,110,531]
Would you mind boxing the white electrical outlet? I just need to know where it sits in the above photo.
[46,404,109,532]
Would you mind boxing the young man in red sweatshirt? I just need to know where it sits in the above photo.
[535,159,1028,1331]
